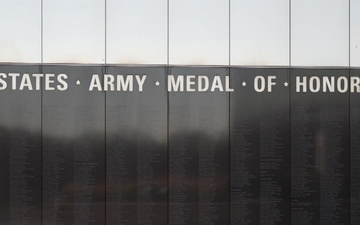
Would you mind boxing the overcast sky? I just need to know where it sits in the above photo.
[0,0,358,66]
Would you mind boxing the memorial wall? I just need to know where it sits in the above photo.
[0,65,357,224]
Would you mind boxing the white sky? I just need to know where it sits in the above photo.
[0,0,358,66]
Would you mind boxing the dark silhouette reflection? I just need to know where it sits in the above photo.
[168,67,230,225]
[0,64,42,225]
[42,130,105,225]
[0,65,355,225]
[350,69,360,224]
[106,131,167,225]
[0,125,229,225]
[169,130,229,225]
[290,69,350,225]
[41,65,106,225]
[230,68,290,225]
[0,126,42,225]
[105,66,168,225]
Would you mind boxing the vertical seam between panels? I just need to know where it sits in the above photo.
[228,0,231,220]
[104,0,107,216]
[105,0,107,65]
[228,0,231,219]
[349,69,351,225]
[289,0,292,223]
[167,0,170,65]
[349,0,351,222]
[166,0,170,220]
[40,66,43,225]
[104,66,107,225]
[289,0,291,67]
[41,0,43,64]
[289,68,291,224]
[349,0,351,68]
[229,0,231,66]
[104,3,107,223]
[167,67,170,225]
[229,6,232,221]
[40,0,43,223]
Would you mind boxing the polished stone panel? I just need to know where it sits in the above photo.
[168,67,230,225]
[230,68,290,225]
[290,69,350,224]
[351,69,360,224]
[0,65,42,225]
[105,67,167,225]
[42,66,105,225]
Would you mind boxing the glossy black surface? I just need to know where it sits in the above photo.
[290,69,350,224]
[0,65,42,225]
[0,65,358,225]
[351,69,360,225]
[42,66,105,225]
[105,67,168,225]
[168,67,230,225]
[230,68,290,225]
